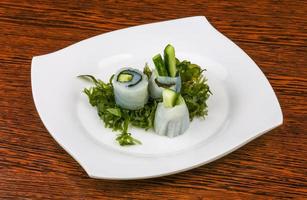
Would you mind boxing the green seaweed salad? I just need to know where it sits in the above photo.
[79,45,211,146]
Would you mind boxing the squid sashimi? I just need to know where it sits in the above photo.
[154,89,190,137]
[149,70,181,99]
[112,67,148,110]
[149,44,181,99]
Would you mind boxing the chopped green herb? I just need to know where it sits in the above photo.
[177,60,211,120]
[116,118,141,146]
[143,63,152,79]
[116,132,141,146]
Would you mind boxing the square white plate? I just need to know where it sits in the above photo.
[31,16,282,179]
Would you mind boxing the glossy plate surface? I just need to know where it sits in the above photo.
[31,16,282,179]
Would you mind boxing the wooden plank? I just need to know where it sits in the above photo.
[0,0,306,199]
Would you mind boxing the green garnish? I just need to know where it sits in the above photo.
[116,118,141,146]
[143,63,152,79]
[79,44,211,146]
[175,95,185,106]
[177,60,211,120]
[116,132,141,146]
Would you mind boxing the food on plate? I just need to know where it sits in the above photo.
[154,89,190,137]
[112,67,148,110]
[79,44,211,146]
[149,44,181,99]
[148,70,181,99]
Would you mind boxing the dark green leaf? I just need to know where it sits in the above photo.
[116,132,142,146]
[176,58,211,120]
[143,63,152,79]
[78,75,99,84]
[107,108,122,117]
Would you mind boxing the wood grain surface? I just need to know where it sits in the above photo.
[1,0,306,199]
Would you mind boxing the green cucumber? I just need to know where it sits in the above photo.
[164,44,177,77]
[162,88,178,108]
[118,73,133,82]
[152,54,168,76]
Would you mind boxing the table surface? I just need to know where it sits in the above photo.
[1,0,306,199]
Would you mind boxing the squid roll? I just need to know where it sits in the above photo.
[148,70,181,99]
[149,44,181,99]
[154,89,190,137]
[112,67,148,110]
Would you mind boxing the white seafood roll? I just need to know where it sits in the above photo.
[149,70,181,99]
[112,67,148,110]
[154,94,190,137]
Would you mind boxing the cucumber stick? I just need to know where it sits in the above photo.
[118,73,133,82]
[162,88,178,108]
[152,54,168,76]
[164,44,177,77]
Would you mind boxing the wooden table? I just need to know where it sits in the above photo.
[1,1,306,199]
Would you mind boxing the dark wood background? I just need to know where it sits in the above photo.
[1,0,306,199]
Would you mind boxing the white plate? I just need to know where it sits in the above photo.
[31,16,282,180]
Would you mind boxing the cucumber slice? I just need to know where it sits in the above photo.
[162,88,178,108]
[152,54,168,76]
[118,73,133,82]
[164,44,177,77]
